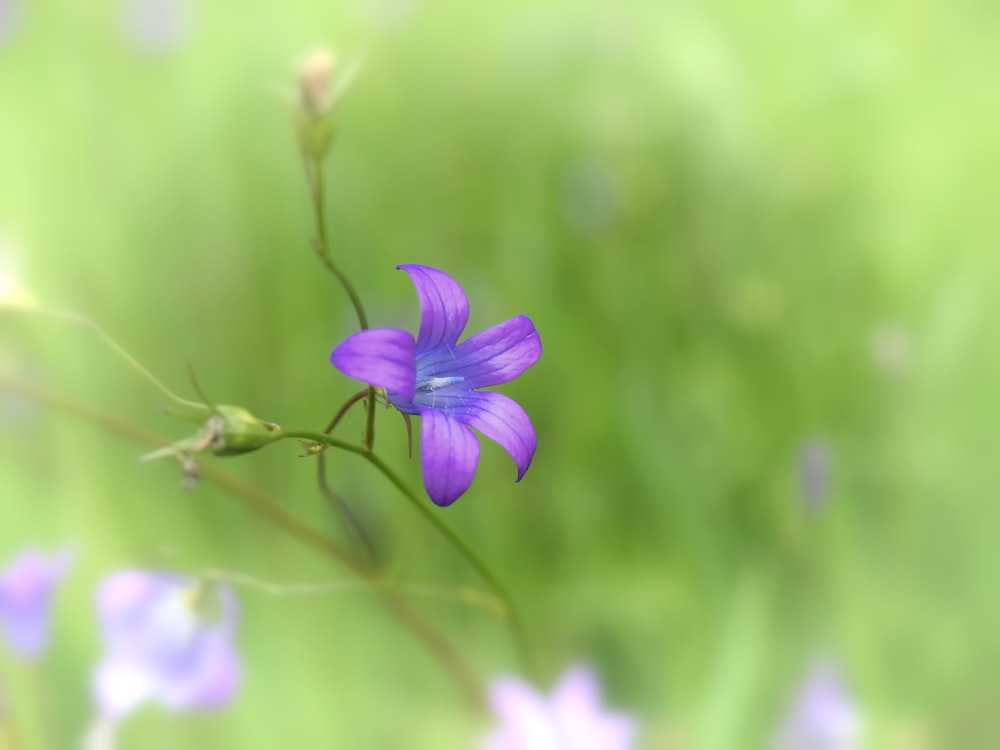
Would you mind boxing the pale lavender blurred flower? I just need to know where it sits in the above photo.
[483,665,636,750]
[123,0,188,52]
[798,438,831,509]
[331,265,542,506]
[0,549,73,659]
[92,571,240,720]
[0,0,17,45]
[773,661,863,750]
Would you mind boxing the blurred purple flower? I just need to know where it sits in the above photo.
[123,0,188,52]
[331,265,542,506]
[92,571,240,719]
[798,438,831,509]
[0,0,18,45]
[773,661,863,750]
[482,665,636,750]
[0,549,73,659]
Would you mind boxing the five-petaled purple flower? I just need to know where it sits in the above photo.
[0,548,73,659]
[773,660,863,750]
[483,665,636,750]
[331,264,542,506]
[92,571,240,720]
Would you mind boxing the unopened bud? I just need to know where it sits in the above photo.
[294,48,362,162]
[299,48,337,118]
[209,405,279,456]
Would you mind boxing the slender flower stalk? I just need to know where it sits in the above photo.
[270,425,533,672]
[0,377,488,706]
[37,308,204,413]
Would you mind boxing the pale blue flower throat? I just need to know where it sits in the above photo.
[417,376,464,392]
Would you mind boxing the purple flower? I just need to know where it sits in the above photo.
[483,665,636,750]
[123,0,188,52]
[773,661,863,750]
[0,549,73,659]
[0,0,18,45]
[92,571,240,719]
[331,264,542,506]
[797,438,832,509]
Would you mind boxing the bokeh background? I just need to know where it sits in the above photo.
[2,0,1000,746]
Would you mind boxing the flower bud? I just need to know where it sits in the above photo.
[299,48,336,118]
[208,405,279,456]
[294,48,339,162]
[139,405,279,468]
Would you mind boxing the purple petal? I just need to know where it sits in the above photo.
[483,677,553,750]
[398,264,470,351]
[552,666,636,750]
[450,392,536,481]
[552,666,602,712]
[0,549,73,659]
[98,572,176,647]
[330,328,416,400]
[93,572,241,718]
[124,0,188,52]
[775,661,862,749]
[482,667,637,750]
[94,659,158,718]
[159,629,241,710]
[419,315,541,389]
[418,409,480,506]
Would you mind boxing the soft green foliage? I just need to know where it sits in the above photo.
[2,0,999,746]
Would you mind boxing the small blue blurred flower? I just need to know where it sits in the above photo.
[0,549,73,659]
[0,0,17,45]
[773,660,863,750]
[122,0,188,52]
[482,664,636,750]
[798,438,832,509]
[92,571,240,719]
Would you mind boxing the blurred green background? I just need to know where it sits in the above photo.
[2,0,1000,746]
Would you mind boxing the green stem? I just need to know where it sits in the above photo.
[364,451,534,675]
[41,309,204,412]
[364,386,377,450]
[302,155,377,452]
[304,156,368,331]
[1,378,485,707]
[273,428,534,674]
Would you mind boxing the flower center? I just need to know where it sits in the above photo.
[417,376,464,392]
